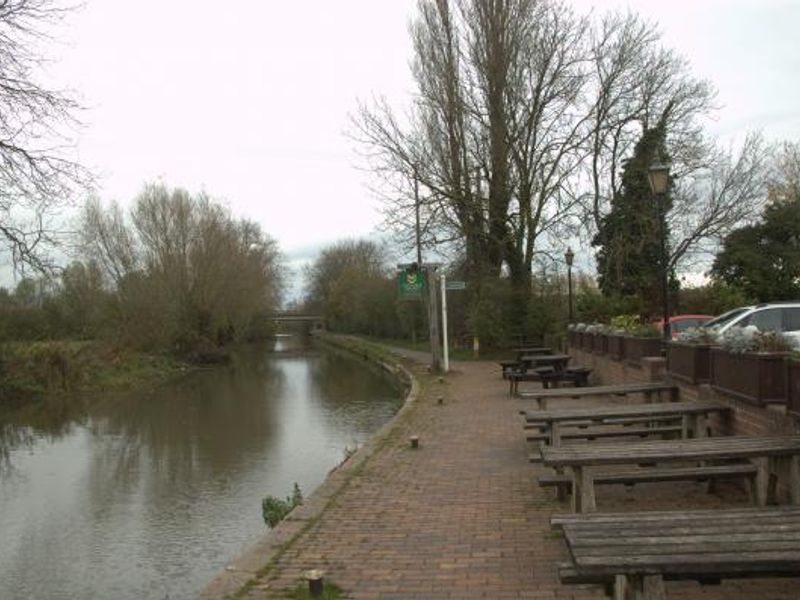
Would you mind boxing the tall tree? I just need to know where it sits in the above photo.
[0,1,91,272]
[593,118,671,315]
[712,172,800,302]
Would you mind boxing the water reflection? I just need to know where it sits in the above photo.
[0,337,402,599]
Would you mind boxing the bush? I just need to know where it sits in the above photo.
[261,483,303,528]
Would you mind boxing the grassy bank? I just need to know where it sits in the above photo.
[0,341,189,406]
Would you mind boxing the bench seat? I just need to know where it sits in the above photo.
[538,463,758,494]
[526,425,683,443]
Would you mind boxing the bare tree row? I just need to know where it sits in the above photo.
[352,0,771,324]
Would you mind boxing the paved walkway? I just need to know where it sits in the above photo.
[206,354,798,599]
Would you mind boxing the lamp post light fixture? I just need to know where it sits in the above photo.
[648,158,672,342]
[565,247,575,323]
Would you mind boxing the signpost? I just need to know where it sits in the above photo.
[440,277,466,373]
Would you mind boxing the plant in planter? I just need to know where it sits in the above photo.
[667,327,719,384]
[710,327,793,406]
[609,315,662,365]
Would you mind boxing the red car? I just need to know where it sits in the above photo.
[654,314,713,338]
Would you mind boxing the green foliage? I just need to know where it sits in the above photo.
[285,581,343,599]
[0,341,184,406]
[304,239,407,338]
[608,314,659,337]
[677,282,752,316]
[261,483,303,528]
[576,289,643,324]
[712,192,800,302]
[593,120,675,316]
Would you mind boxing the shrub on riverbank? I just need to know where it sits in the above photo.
[0,341,187,406]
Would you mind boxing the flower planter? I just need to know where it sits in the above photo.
[710,348,788,406]
[787,360,800,418]
[607,334,625,361]
[667,342,712,385]
[624,336,663,366]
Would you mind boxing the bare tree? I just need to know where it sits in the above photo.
[0,0,91,272]
[668,132,771,271]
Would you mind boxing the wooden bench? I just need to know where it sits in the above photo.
[526,424,683,443]
[522,401,729,447]
[540,434,800,512]
[518,381,679,407]
[538,463,758,498]
[551,507,800,599]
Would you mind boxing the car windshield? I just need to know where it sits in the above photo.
[703,308,749,330]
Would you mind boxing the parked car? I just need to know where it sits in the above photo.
[702,302,800,347]
[654,314,713,339]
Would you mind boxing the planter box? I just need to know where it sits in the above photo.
[585,333,596,353]
[624,336,663,366]
[710,349,788,406]
[595,333,609,355]
[787,360,800,418]
[667,343,712,385]
[568,330,579,349]
[607,334,625,361]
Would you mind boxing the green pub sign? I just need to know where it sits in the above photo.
[398,268,426,300]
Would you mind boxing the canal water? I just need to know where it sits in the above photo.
[0,337,404,600]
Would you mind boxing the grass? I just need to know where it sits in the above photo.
[363,336,484,361]
[285,581,343,599]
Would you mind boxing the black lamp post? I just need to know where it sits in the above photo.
[565,246,574,323]
[648,159,671,342]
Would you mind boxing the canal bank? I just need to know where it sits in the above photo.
[203,338,799,600]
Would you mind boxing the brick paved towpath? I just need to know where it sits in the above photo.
[202,350,798,599]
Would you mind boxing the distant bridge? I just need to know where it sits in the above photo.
[268,312,325,331]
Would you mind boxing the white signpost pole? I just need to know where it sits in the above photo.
[441,274,449,373]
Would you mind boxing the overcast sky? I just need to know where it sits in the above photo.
[41,0,800,295]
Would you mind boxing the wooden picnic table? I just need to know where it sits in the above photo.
[540,435,800,513]
[523,401,730,446]
[519,353,570,369]
[509,354,571,395]
[519,382,678,409]
[551,507,800,599]
[512,346,552,360]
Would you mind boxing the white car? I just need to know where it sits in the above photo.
[703,302,800,348]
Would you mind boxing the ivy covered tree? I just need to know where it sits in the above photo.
[711,193,800,302]
[592,117,674,317]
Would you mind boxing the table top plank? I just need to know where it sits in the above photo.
[556,508,800,578]
[524,400,729,423]
[518,382,676,400]
[541,435,800,467]
[553,506,800,525]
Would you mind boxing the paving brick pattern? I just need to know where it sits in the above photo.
[236,358,799,599]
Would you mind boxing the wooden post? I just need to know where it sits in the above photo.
[753,456,770,506]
